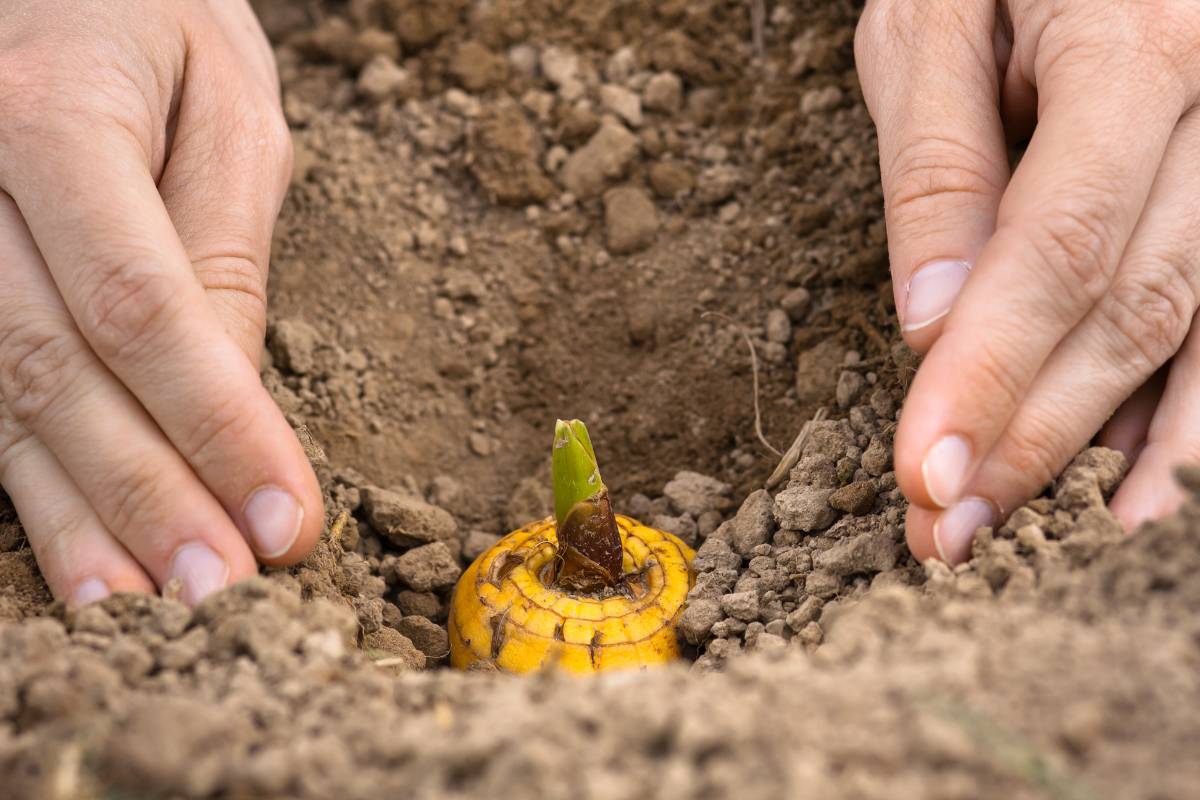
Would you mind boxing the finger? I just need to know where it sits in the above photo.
[908,111,1200,563]
[160,21,291,364]
[0,194,257,605]
[3,118,321,566]
[894,35,1185,514]
[856,0,1009,351]
[1110,322,1200,531]
[1096,371,1165,463]
[904,504,942,564]
[0,405,156,606]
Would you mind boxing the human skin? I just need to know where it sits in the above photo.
[6,1,1195,610]
[0,0,323,606]
[856,0,1200,563]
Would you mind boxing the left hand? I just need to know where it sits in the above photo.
[855,0,1200,563]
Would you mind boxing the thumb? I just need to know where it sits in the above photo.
[856,0,1010,352]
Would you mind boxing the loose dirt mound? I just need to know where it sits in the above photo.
[2,1,1198,798]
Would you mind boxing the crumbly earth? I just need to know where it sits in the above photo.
[2,1,1199,798]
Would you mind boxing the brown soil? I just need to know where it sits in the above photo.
[3,1,1199,798]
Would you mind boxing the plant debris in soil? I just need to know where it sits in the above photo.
[1,1,1199,798]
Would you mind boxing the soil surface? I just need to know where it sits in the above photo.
[3,1,1200,798]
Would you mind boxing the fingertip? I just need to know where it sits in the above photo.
[242,484,304,560]
[1108,449,1187,535]
[893,419,971,511]
[901,324,942,356]
[904,505,941,563]
[68,571,158,609]
[241,472,324,567]
[932,496,995,565]
[897,259,972,351]
[1107,496,1142,535]
[892,423,928,507]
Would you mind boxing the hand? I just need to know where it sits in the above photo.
[0,0,323,606]
[856,1,1200,562]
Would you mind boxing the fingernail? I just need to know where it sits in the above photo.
[169,543,229,606]
[922,434,972,507]
[70,577,111,608]
[243,486,303,558]
[934,497,994,565]
[902,259,971,332]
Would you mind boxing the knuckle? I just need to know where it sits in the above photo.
[194,253,266,297]
[232,101,293,179]
[885,138,1003,229]
[856,0,918,54]
[1041,5,1189,103]
[0,60,56,158]
[0,51,122,160]
[956,330,1027,422]
[858,0,985,58]
[854,2,888,62]
[76,256,178,362]
[0,413,33,483]
[261,110,294,167]
[194,254,268,338]
[0,328,77,427]
[28,502,90,573]
[1103,258,1194,371]
[999,413,1068,490]
[180,393,259,469]
[264,116,294,188]
[105,460,169,540]
[1123,2,1200,79]
[1010,200,1123,305]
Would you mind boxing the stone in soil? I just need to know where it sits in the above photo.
[449,41,507,92]
[679,597,722,645]
[720,590,760,623]
[764,308,793,344]
[795,338,846,406]
[393,542,462,592]
[505,476,552,530]
[648,160,695,198]
[362,487,458,548]
[663,471,732,517]
[836,370,866,408]
[774,486,838,532]
[390,615,450,659]
[643,72,683,114]
[649,513,698,548]
[828,481,877,515]
[813,528,898,577]
[268,318,320,375]
[561,120,639,198]
[731,489,775,556]
[393,590,442,620]
[780,287,812,321]
[381,0,464,48]
[468,100,555,204]
[604,186,659,254]
[693,535,741,573]
[363,627,426,671]
[357,54,418,102]
[599,84,643,127]
[461,530,501,561]
[860,436,891,476]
